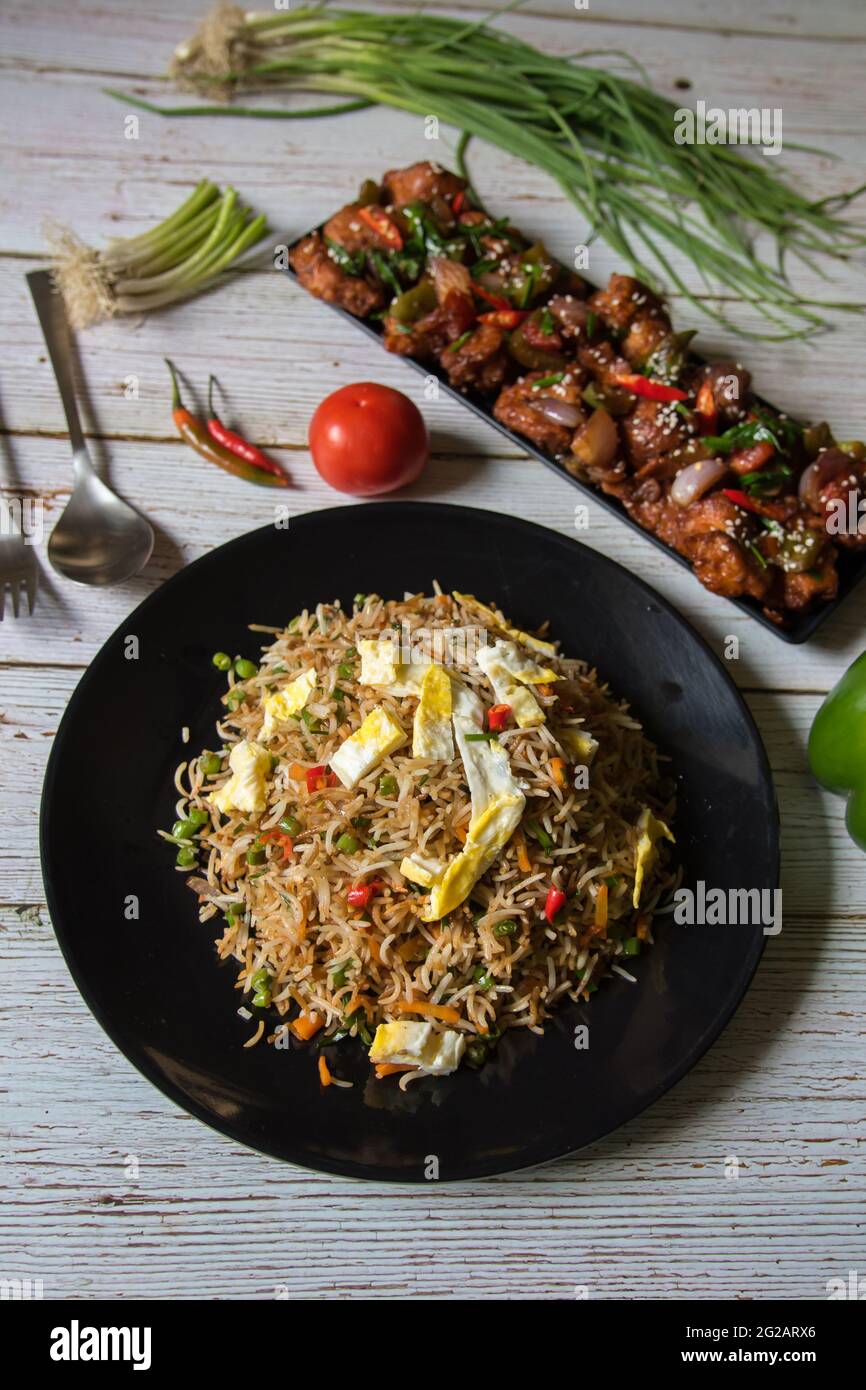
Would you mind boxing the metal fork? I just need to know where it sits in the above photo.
[0,497,39,620]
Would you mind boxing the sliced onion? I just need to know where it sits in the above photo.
[430,255,472,303]
[670,456,729,507]
[535,397,583,428]
[798,447,853,511]
[571,407,618,470]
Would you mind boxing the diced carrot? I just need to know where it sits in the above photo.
[374,1063,418,1079]
[397,937,421,961]
[549,757,565,787]
[595,882,609,931]
[537,683,554,698]
[453,823,468,844]
[514,830,532,874]
[290,1012,323,1041]
[345,993,375,1018]
[288,762,306,782]
[635,912,652,940]
[367,936,382,964]
[318,1055,332,1086]
[394,998,461,1025]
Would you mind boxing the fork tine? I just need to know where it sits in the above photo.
[24,565,38,616]
[0,584,5,622]
[9,578,20,619]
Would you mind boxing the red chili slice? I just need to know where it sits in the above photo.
[487,703,512,730]
[613,373,688,403]
[544,886,567,925]
[358,205,403,250]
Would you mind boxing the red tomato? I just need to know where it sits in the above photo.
[309,383,428,496]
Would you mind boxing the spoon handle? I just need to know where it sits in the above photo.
[27,270,86,455]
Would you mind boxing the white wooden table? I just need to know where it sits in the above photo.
[1,0,864,1301]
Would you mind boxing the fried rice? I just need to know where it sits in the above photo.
[163,588,677,1083]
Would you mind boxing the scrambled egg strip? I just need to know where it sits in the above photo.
[210,740,271,815]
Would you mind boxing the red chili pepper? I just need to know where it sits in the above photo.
[261,828,294,860]
[487,703,512,731]
[347,880,382,910]
[306,764,338,793]
[544,886,566,925]
[358,205,403,250]
[451,190,466,215]
[165,360,287,488]
[473,284,512,311]
[479,309,527,330]
[723,488,761,513]
[613,373,688,403]
[694,379,718,433]
[207,377,288,483]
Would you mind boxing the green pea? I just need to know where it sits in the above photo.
[176,846,197,867]
[493,919,518,938]
[279,815,302,836]
[465,1042,488,1068]
[474,964,493,988]
[343,646,358,659]
[212,651,232,671]
[336,833,360,854]
[246,842,266,865]
[172,818,195,840]
[234,658,258,680]
[200,752,222,776]
[337,663,354,680]
[378,774,398,798]
[226,689,246,710]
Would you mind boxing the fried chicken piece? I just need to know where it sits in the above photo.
[382,161,466,210]
[621,398,688,466]
[588,274,666,336]
[288,232,383,318]
[322,204,382,257]
[782,561,838,608]
[494,370,586,456]
[440,321,509,391]
[621,314,671,366]
[578,340,633,391]
[689,532,772,600]
[383,290,475,359]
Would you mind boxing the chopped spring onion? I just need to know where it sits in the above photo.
[46,180,268,329]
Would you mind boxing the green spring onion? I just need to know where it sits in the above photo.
[108,4,866,338]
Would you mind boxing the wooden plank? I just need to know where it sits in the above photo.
[0,901,861,1299]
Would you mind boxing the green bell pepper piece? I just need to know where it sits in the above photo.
[808,651,866,849]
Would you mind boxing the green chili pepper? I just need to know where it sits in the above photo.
[525,819,553,851]
[172,818,196,840]
[176,846,197,867]
[378,774,398,798]
[301,708,322,732]
[474,965,493,988]
[336,833,360,854]
[325,236,365,276]
[200,752,222,776]
[279,814,302,836]
[247,841,266,865]
[808,651,866,850]
[622,937,641,956]
[493,919,518,937]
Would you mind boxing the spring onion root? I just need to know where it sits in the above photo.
[46,179,269,328]
[107,2,866,339]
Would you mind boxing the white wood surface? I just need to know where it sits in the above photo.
[1,0,864,1301]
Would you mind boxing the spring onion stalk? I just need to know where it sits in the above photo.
[45,179,269,328]
[106,3,866,339]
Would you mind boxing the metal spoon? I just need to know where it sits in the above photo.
[27,270,154,586]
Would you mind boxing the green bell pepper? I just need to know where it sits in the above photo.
[808,651,866,849]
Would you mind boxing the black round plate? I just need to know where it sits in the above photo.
[41,502,778,1181]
